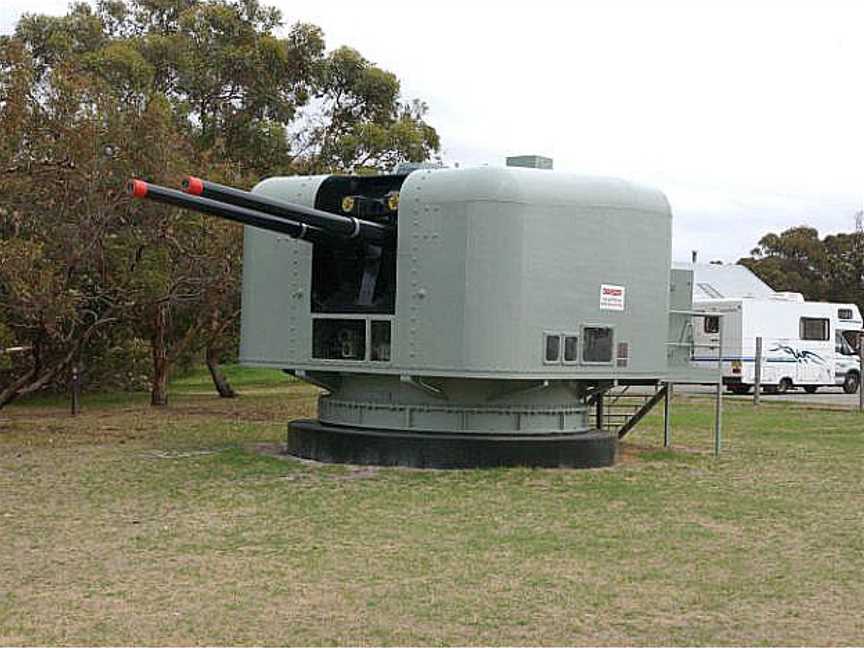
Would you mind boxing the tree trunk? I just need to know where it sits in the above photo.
[150,303,169,407]
[206,346,236,398]
[1,345,69,409]
[0,365,38,409]
[0,318,113,411]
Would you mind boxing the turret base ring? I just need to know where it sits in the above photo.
[286,419,616,469]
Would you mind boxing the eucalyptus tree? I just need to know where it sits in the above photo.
[1,0,439,407]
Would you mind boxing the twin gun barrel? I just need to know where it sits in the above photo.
[126,177,394,247]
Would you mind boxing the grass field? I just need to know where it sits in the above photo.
[2,367,863,645]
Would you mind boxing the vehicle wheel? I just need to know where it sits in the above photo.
[729,385,752,395]
[842,372,860,394]
[803,385,818,394]
[776,378,793,395]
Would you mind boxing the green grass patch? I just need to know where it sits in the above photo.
[6,363,293,409]
[1,386,863,645]
[169,364,292,392]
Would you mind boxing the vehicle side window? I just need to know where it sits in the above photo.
[838,308,853,320]
[704,316,720,334]
[838,330,860,356]
[800,317,829,341]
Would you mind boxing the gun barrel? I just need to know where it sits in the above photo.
[127,180,334,244]
[182,176,393,245]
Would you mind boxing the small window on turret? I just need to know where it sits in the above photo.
[370,321,391,361]
[544,334,561,363]
[583,327,613,363]
[563,336,579,363]
[313,319,366,360]
[617,342,630,367]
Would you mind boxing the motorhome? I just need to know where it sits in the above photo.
[692,294,862,394]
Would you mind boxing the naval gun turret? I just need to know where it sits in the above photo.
[129,165,690,468]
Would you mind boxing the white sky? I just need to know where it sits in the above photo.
[2,0,862,262]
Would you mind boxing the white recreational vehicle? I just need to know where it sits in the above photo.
[691,294,862,394]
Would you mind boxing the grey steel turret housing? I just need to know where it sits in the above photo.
[239,166,676,468]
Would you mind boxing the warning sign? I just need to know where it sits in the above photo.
[600,284,625,311]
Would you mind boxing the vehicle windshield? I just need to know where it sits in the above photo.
[836,330,860,356]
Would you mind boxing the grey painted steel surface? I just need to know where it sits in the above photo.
[666,269,716,383]
[668,268,695,373]
[241,167,673,380]
[239,175,325,367]
[237,166,692,465]
[506,155,554,170]
[315,375,592,435]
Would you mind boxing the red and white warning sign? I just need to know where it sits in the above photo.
[600,284,625,311]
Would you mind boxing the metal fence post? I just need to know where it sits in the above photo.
[754,336,762,406]
[71,364,81,416]
[596,392,604,430]
[663,382,672,448]
[715,316,723,457]
[859,331,863,413]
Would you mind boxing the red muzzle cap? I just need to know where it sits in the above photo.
[127,179,148,198]
[182,176,204,195]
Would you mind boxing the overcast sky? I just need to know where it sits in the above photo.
[2,0,862,262]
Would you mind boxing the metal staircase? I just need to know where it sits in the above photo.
[595,384,669,439]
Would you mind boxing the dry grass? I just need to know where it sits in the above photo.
[2,368,864,645]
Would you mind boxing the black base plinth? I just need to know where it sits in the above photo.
[286,419,617,469]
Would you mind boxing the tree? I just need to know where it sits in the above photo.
[820,213,864,306]
[292,46,440,173]
[738,216,864,315]
[738,226,830,299]
[0,37,180,406]
[1,0,440,408]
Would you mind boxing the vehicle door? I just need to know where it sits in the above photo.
[834,329,860,384]
[798,317,832,384]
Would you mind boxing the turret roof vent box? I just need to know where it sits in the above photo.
[506,155,553,170]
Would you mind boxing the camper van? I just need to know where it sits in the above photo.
[692,294,862,394]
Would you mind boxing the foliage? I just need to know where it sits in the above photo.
[291,46,440,173]
[0,36,161,405]
[85,335,152,391]
[738,214,864,312]
[0,0,440,407]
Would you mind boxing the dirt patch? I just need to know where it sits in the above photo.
[254,441,290,457]
[142,449,221,459]
[618,441,707,463]
[254,443,382,480]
